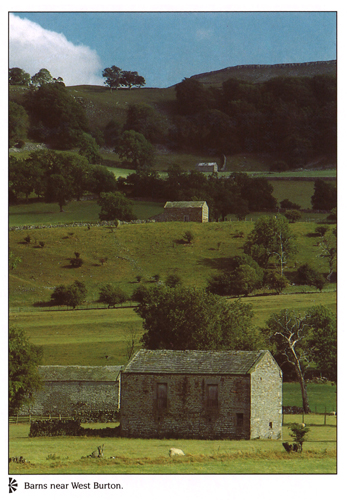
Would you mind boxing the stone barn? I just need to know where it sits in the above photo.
[19,365,122,420]
[195,162,218,173]
[120,350,282,439]
[154,201,209,223]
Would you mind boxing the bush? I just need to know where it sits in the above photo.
[131,284,149,303]
[165,274,182,288]
[296,263,326,291]
[315,226,329,237]
[24,235,31,244]
[183,230,194,244]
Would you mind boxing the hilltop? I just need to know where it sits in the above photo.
[190,60,337,86]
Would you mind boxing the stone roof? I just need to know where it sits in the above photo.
[122,350,268,375]
[38,365,123,382]
[164,201,207,209]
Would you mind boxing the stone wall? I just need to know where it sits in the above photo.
[250,351,282,439]
[19,366,121,422]
[120,372,251,439]
[21,381,120,421]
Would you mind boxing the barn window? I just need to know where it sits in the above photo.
[269,421,273,429]
[184,215,190,222]
[157,383,168,409]
[207,384,218,408]
[236,413,244,427]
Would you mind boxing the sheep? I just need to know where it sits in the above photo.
[169,448,185,457]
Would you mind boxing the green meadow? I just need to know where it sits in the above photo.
[9,412,336,474]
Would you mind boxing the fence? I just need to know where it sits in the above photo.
[9,414,71,424]
[282,406,337,426]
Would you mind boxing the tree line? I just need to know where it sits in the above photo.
[172,75,336,167]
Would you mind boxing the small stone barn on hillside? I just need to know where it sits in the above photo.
[195,162,218,173]
[154,201,209,223]
[19,366,122,420]
[120,350,282,440]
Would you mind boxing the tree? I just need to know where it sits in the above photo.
[78,133,101,163]
[9,102,29,146]
[207,255,264,297]
[87,165,118,197]
[9,67,31,86]
[318,231,337,281]
[9,327,43,414]
[116,130,155,169]
[51,281,87,309]
[136,286,263,351]
[280,199,301,210]
[307,305,337,381]
[31,68,53,87]
[120,70,146,89]
[262,309,313,412]
[284,209,302,223]
[264,271,289,294]
[26,82,89,149]
[98,192,135,221]
[46,174,73,212]
[124,103,165,143]
[98,284,129,308]
[311,180,337,211]
[244,215,297,274]
[102,66,123,90]
[296,263,325,291]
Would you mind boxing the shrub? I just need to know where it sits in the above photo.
[315,226,329,237]
[183,230,194,244]
[131,284,149,303]
[288,422,310,452]
[24,235,31,244]
[39,241,45,248]
[165,274,182,288]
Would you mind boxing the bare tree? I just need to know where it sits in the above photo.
[262,309,312,413]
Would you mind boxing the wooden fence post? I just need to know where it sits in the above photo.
[324,406,327,426]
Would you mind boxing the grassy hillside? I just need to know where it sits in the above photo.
[9,220,336,308]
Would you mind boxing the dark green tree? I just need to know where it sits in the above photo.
[9,102,29,146]
[311,180,337,211]
[9,67,31,86]
[51,281,87,309]
[307,305,337,381]
[31,68,53,87]
[9,327,42,415]
[137,286,263,351]
[116,130,155,169]
[98,191,135,221]
[244,215,297,274]
[296,263,326,291]
[98,284,129,308]
[284,209,302,223]
[25,82,89,148]
[102,66,123,90]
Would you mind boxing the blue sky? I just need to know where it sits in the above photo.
[9,11,337,87]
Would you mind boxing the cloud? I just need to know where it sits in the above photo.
[9,14,104,86]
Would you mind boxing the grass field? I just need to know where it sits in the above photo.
[9,290,336,366]
[9,412,336,474]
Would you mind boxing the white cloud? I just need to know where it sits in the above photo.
[9,14,104,86]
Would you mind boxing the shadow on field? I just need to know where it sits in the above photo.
[198,257,235,271]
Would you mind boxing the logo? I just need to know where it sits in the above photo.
[9,478,18,493]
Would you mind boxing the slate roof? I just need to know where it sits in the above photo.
[38,365,123,382]
[164,201,207,209]
[122,350,268,375]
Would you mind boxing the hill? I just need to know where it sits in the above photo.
[190,60,337,86]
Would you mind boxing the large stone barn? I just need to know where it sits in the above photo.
[120,350,282,440]
[19,365,122,420]
[154,201,209,223]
